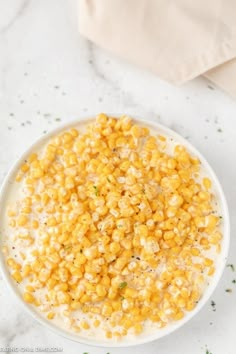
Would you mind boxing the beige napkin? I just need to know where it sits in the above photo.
[78,0,236,97]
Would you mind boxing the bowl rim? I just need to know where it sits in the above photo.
[0,115,230,347]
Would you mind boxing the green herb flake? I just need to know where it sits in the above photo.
[55,118,61,122]
[64,244,72,250]
[210,300,216,311]
[225,288,232,293]
[107,177,111,183]
[119,281,127,289]
[93,185,99,196]
[232,279,236,284]
[206,350,212,354]
[217,128,223,133]
[227,264,235,272]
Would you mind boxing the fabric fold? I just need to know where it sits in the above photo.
[78,0,236,96]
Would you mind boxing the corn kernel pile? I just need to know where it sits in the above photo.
[4,114,222,339]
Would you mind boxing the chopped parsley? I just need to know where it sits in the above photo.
[210,300,216,311]
[119,281,127,289]
[217,128,223,133]
[227,264,235,272]
[107,177,111,183]
[64,244,72,250]
[232,279,236,284]
[206,350,212,354]
[225,288,232,293]
[93,185,99,196]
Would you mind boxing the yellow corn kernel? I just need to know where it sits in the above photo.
[191,248,200,256]
[46,217,57,227]
[96,284,107,297]
[134,224,148,237]
[185,301,195,311]
[17,215,28,226]
[102,303,113,316]
[174,311,184,320]
[133,323,143,334]
[55,283,68,292]
[105,330,112,339]
[47,312,55,320]
[124,288,137,298]
[22,264,31,277]
[15,172,23,182]
[93,319,100,328]
[7,209,17,217]
[70,302,82,310]
[12,271,22,283]
[122,318,133,330]
[109,242,121,254]
[208,266,215,276]
[28,153,38,163]
[81,321,90,330]
[7,258,16,268]
[204,258,213,267]
[23,292,35,304]
[203,177,212,189]
[21,163,29,173]
[70,128,79,137]
[73,325,81,332]
[112,229,125,242]
[57,291,71,304]
[32,220,39,229]
[25,285,35,292]
[21,206,31,214]
[180,288,189,299]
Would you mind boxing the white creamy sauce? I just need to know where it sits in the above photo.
[1,121,223,342]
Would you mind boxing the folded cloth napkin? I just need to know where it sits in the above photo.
[78,0,236,98]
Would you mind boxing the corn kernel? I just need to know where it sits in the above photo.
[47,312,55,320]
[23,292,35,304]
[93,319,100,328]
[81,321,90,330]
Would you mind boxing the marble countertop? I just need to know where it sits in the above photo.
[0,1,236,354]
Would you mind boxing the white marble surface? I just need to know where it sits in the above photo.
[0,1,236,354]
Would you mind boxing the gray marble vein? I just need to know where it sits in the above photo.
[0,0,31,35]
[86,40,120,91]
[86,40,161,120]
[0,312,36,346]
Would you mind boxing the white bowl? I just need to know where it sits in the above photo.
[0,116,230,347]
